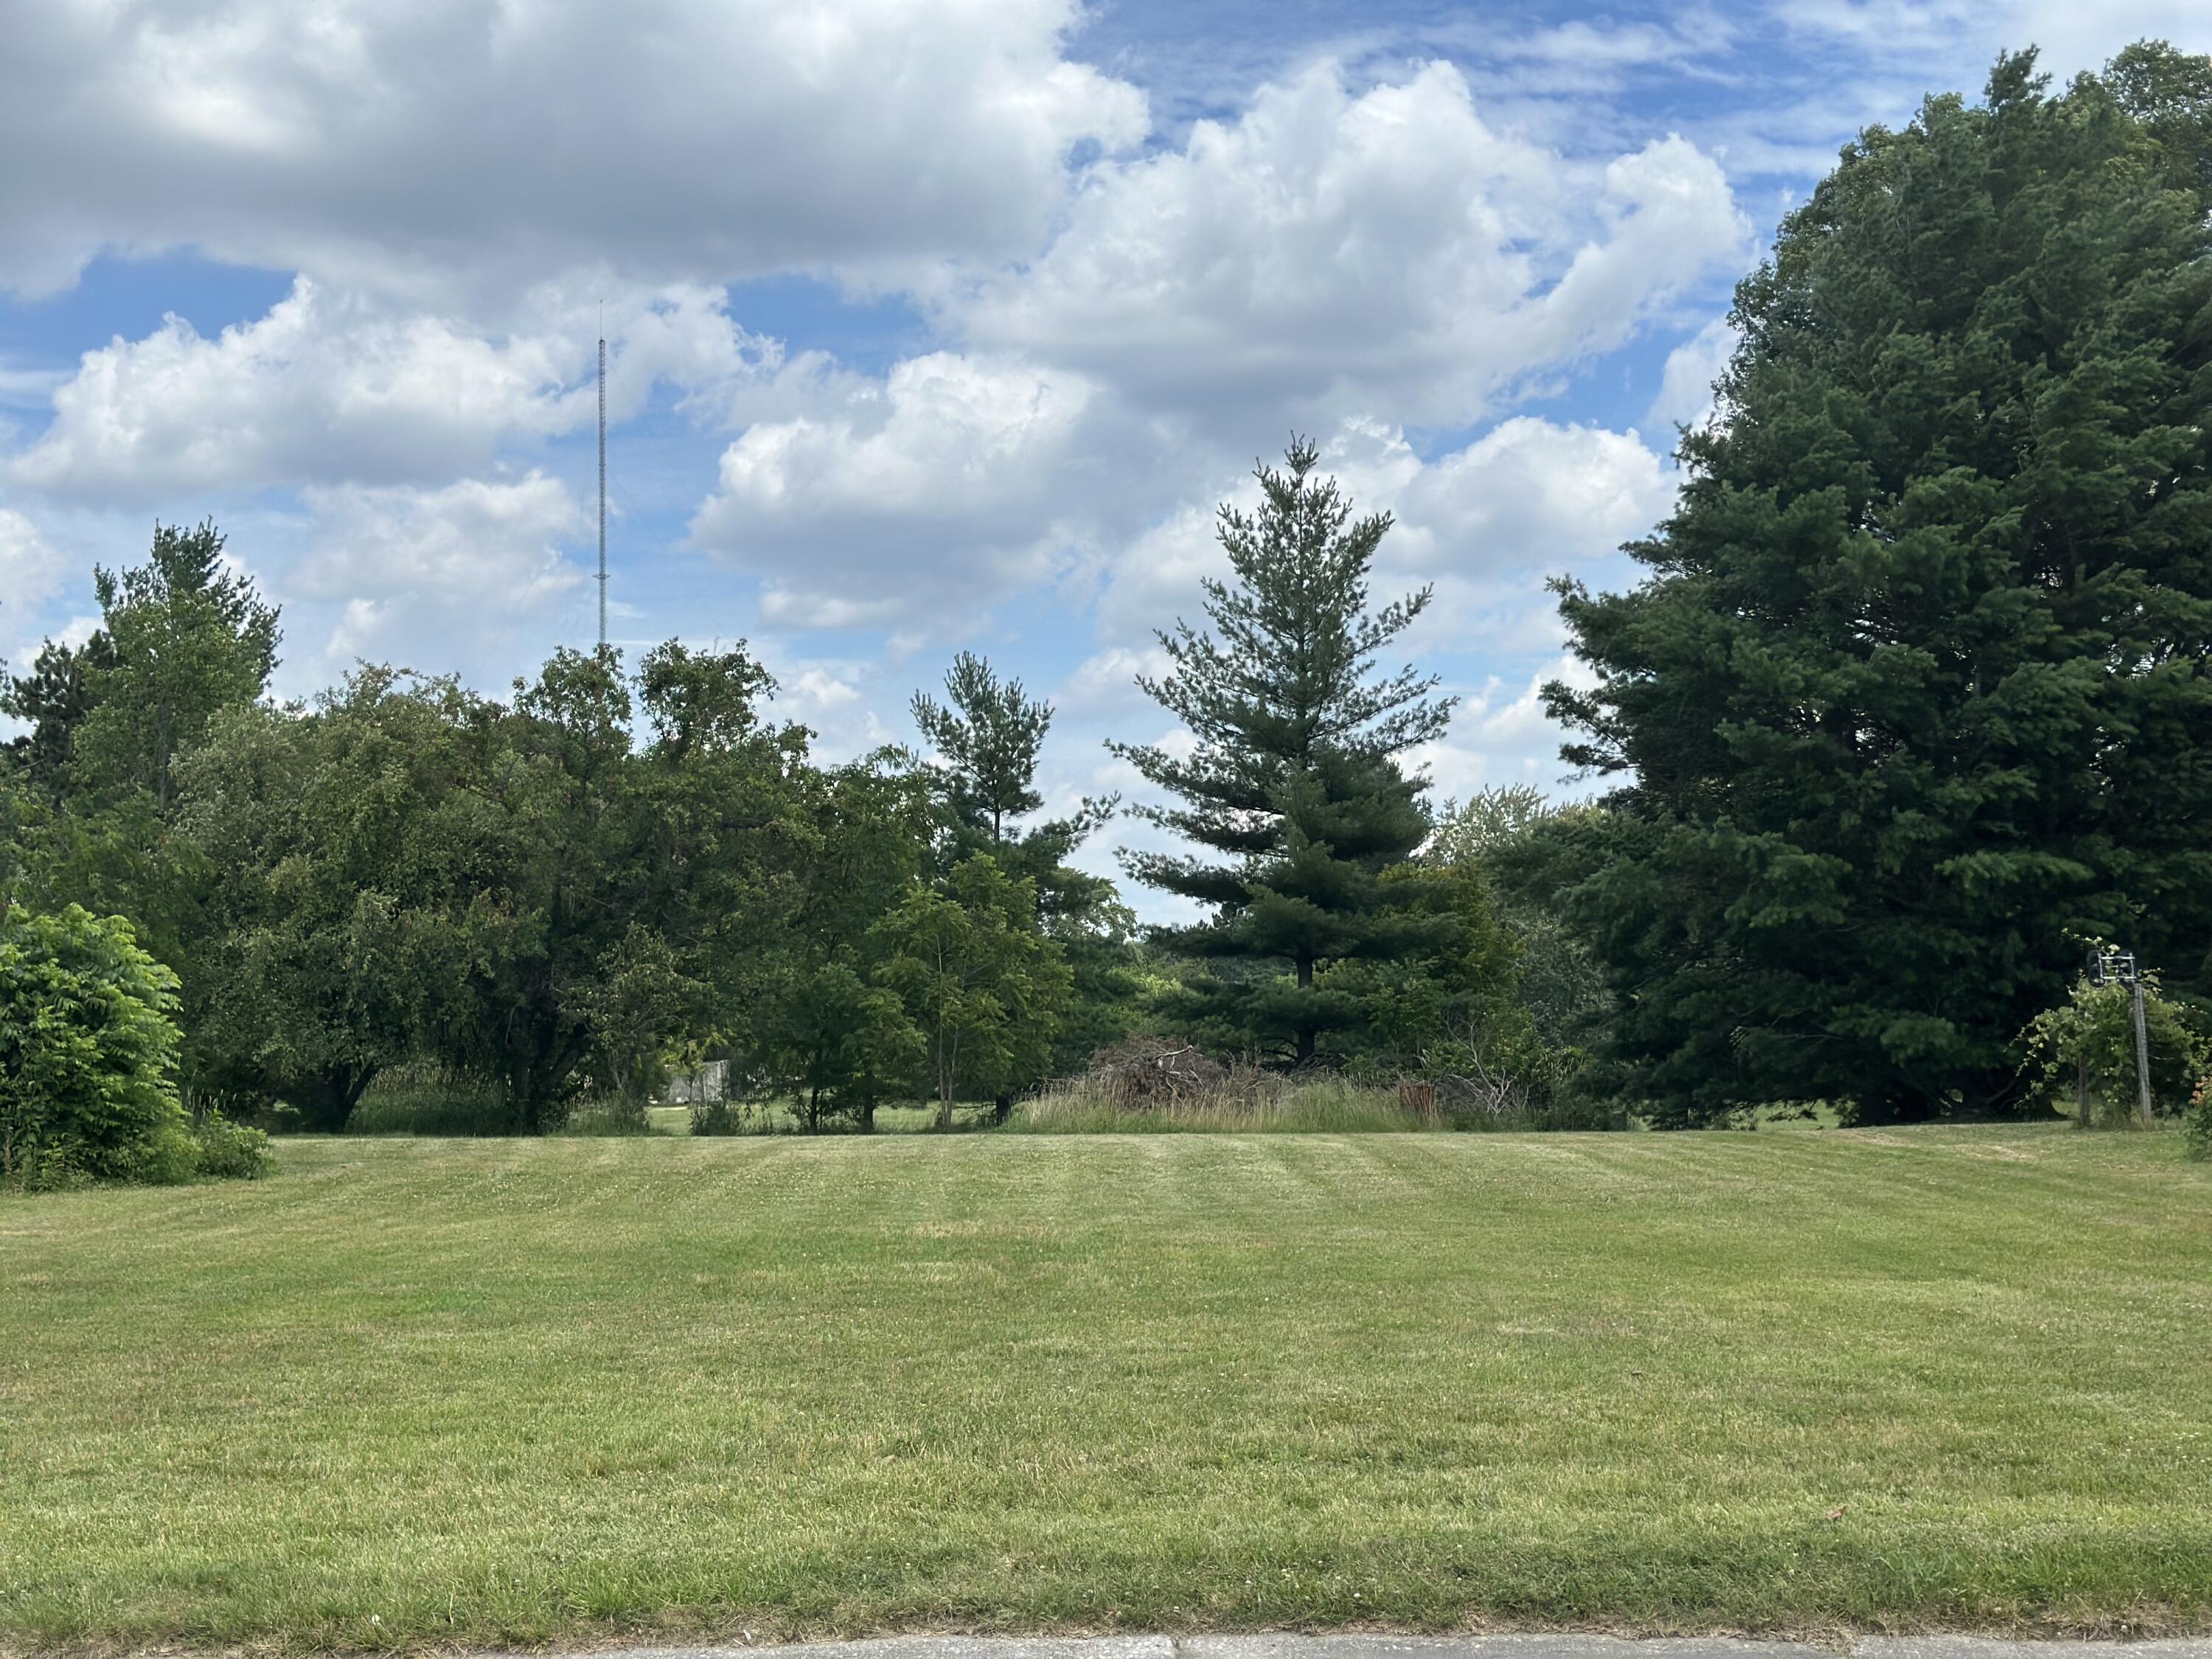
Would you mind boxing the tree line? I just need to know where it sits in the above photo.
[7,41,2212,1178]
[1,529,1116,1138]
[1,459,1568,1164]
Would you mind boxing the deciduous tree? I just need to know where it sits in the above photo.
[874,855,1070,1126]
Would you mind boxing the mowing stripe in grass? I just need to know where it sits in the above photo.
[2,1127,2208,1652]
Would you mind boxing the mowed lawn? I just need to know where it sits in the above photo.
[4,1129,2210,1652]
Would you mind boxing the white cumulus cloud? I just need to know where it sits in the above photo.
[8,279,771,506]
[0,507,67,669]
[691,352,1164,625]
[292,473,585,675]
[0,0,1148,299]
[950,60,1751,426]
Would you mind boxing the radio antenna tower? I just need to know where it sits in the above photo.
[596,321,608,650]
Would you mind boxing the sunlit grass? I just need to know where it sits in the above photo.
[4,1126,2208,1652]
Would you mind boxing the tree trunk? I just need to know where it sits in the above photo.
[1848,1080,1939,1125]
[1294,951,1318,1067]
[936,1029,957,1128]
[342,1065,376,1124]
[296,1065,375,1134]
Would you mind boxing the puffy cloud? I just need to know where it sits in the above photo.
[7,279,768,506]
[1402,655,1603,802]
[1057,643,1175,715]
[1649,316,1739,433]
[768,660,905,756]
[1089,501,1230,641]
[1385,418,1665,652]
[1772,0,2211,72]
[1088,416,1672,653]
[0,0,1147,299]
[1358,417,1671,571]
[0,507,66,667]
[10,280,563,502]
[951,60,1751,426]
[291,473,585,674]
[691,352,1185,625]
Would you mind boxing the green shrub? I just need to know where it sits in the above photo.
[2021,967,2208,1126]
[2186,1076,2212,1161]
[1,904,187,1187]
[10,1144,91,1194]
[689,1099,742,1135]
[132,1123,206,1185]
[191,1111,273,1178]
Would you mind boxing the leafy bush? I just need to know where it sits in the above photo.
[689,1099,743,1135]
[2185,1076,2212,1161]
[10,1144,91,1193]
[2020,968,2208,1127]
[1,904,188,1186]
[133,1122,206,1185]
[191,1111,273,1178]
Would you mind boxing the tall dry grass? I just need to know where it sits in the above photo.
[1009,1069,1433,1133]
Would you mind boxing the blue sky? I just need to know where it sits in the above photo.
[2,0,2208,917]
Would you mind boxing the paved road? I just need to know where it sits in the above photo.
[535,1636,2212,1659]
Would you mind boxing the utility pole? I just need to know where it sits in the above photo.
[2130,970,2154,1128]
[597,328,608,652]
[2089,947,2155,1128]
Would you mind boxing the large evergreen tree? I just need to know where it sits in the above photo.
[1544,46,2212,1124]
[1113,439,1454,1064]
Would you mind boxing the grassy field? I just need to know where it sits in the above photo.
[4,1127,2209,1653]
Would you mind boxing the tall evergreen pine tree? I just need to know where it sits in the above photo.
[1113,439,1454,1065]
[911,653,1051,847]
[1544,46,2212,1124]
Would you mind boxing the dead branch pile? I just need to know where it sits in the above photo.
[1086,1036,1228,1106]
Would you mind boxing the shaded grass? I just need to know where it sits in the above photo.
[3,1127,2210,1652]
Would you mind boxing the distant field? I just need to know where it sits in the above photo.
[4,1127,2209,1652]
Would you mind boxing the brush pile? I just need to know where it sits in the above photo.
[1085,1037,1227,1106]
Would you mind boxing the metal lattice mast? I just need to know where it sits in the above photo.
[597,333,608,650]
